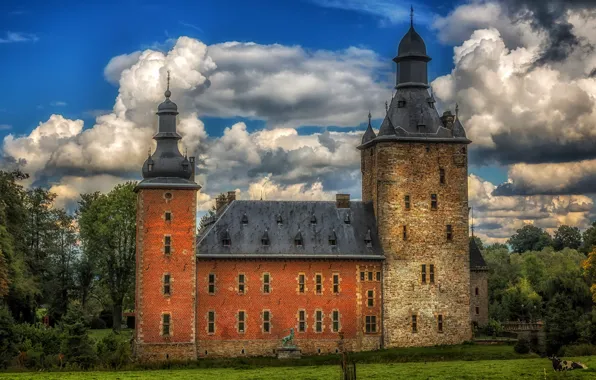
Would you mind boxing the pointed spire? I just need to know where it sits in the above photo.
[165,70,171,98]
[362,110,377,144]
[368,110,372,125]
[410,5,414,28]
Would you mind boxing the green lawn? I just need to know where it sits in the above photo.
[87,329,133,343]
[2,357,595,380]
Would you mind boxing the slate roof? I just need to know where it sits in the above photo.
[470,238,489,270]
[397,26,427,57]
[197,200,384,260]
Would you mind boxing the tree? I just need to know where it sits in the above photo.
[553,225,582,251]
[78,183,136,331]
[582,221,596,254]
[545,293,580,354]
[507,225,552,253]
[60,304,97,368]
[583,248,596,304]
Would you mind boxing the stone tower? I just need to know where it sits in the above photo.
[359,18,472,347]
[135,73,201,360]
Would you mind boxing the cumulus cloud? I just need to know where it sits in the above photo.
[103,51,142,85]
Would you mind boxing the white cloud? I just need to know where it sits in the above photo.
[0,124,12,131]
[103,51,142,85]
[0,31,38,43]
[50,101,67,107]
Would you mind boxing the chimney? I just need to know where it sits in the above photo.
[336,194,350,208]
[227,191,237,204]
[189,156,196,182]
[215,193,227,212]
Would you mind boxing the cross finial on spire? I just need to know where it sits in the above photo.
[165,70,172,98]
[410,5,414,27]
[455,103,459,119]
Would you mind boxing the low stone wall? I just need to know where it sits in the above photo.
[135,342,196,362]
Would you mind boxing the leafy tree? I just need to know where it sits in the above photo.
[0,250,9,298]
[545,293,581,354]
[582,221,596,254]
[78,183,136,331]
[553,225,582,251]
[582,248,596,304]
[0,306,17,368]
[486,242,509,251]
[507,225,552,253]
[501,278,542,322]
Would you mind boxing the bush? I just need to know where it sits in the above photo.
[90,317,107,330]
[558,344,596,357]
[96,332,131,368]
[60,306,97,369]
[481,319,503,337]
[0,306,17,368]
[514,338,531,354]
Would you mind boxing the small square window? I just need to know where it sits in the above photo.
[365,315,377,333]
[208,273,215,294]
[446,225,453,241]
[238,274,246,294]
[421,264,427,284]
[315,310,323,333]
[367,290,374,307]
[164,236,171,255]
[163,313,171,336]
[431,194,438,210]
[439,168,445,184]
[208,311,215,334]
[163,274,171,296]
[332,310,340,332]
[430,264,435,284]
[315,274,322,295]
[360,271,365,281]
[238,311,245,333]
[333,274,340,294]
[376,271,381,281]
[298,274,305,293]
[405,195,410,210]
[298,310,306,332]
[412,315,417,333]
[438,314,443,333]
[263,273,270,294]
[165,212,171,221]
[403,226,408,241]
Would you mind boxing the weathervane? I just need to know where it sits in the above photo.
[455,103,459,119]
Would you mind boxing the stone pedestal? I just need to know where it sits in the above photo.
[277,347,301,359]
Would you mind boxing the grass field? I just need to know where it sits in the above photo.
[1,356,595,380]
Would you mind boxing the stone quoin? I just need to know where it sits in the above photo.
[134,20,489,361]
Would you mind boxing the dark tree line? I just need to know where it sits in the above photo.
[0,170,136,331]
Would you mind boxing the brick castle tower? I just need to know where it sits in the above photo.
[358,15,472,346]
[134,73,201,360]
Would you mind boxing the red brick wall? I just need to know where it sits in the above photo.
[196,259,383,357]
[135,188,198,360]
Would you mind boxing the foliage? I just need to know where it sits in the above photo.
[583,249,596,304]
[514,337,530,354]
[96,332,131,368]
[78,183,137,331]
[89,317,107,330]
[559,344,596,357]
[507,225,552,253]
[60,305,97,369]
[470,236,484,250]
[545,293,582,355]
[0,306,17,368]
[554,225,582,251]
[582,221,596,254]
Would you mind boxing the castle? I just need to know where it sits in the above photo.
[134,21,489,361]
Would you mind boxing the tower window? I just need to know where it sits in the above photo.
[222,230,231,247]
[360,271,365,281]
[344,213,351,224]
[298,310,306,332]
[430,264,435,284]
[431,194,438,210]
[164,192,173,200]
[367,290,374,307]
[208,311,215,334]
[238,274,246,294]
[277,214,283,225]
[333,273,340,294]
[263,273,270,294]
[438,315,443,333]
[446,225,453,241]
[411,315,417,333]
[365,315,377,333]
[164,235,171,255]
[164,211,171,221]
[163,274,171,296]
[298,273,305,293]
[294,232,303,247]
[315,274,322,294]
[439,168,445,184]
[310,214,317,225]
[263,310,271,333]
[329,231,337,246]
[475,307,480,315]
[365,229,373,248]
[405,195,411,210]
[376,271,381,281]
[238,311,245,333]
[162,313,171,336]
[208,273,215,294]
[332,310,340,332]
[315,310,323,333]
[475,287,479,296]
[368,271,374,281]
[261,230,270,246]
[241,213,248,225]
[421,265,427,284]
[398,100,406,108]
[403,226,408,241]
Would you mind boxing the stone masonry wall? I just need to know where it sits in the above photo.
[365,142,472,347]
[196,259,382,357]
[135,189,198,362]
[470,270,489,327]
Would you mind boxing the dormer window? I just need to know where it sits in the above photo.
[365,229,372,248]
[276,214,283,225]
[241,213,248,225]
[329,230,337,246]
[148,161,154,172]
[310,214,317,225]
[261,230,270,246]
[344,213,351,224]
[397,99,406,108]
[294,231,303,247]
[222,230,231,247]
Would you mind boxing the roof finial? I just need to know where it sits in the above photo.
[410,5,414,28]
[165,70,171,98]
[455,103,459,119]
[368,110,372,124]
[385,100,388,113]
[471,206,475,237]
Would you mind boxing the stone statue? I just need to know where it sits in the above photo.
[281,328,295,347]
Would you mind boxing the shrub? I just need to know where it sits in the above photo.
[0,306,17,368]
[60,306,97,369]
[482,319,503,337]
[90,317,107,330]
[96,332,131,368]
[514,338,531,354]
[12,323,62,357]
[558,344,596,357]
